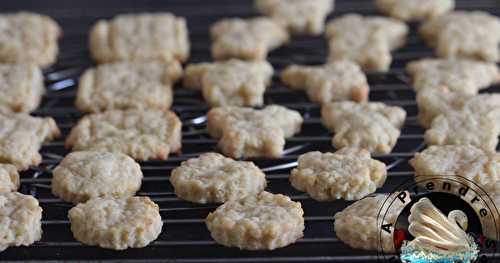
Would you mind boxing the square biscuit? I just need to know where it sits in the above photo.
[90,13,190,64]
[210,17,289,61]
[0,63,44,113]
[0,12,61,67]
[76,61,182,113]
[375,0,454,21]
[255,0,334,35]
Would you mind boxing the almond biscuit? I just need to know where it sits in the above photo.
[0,63,44,113]
[375,0,454,21]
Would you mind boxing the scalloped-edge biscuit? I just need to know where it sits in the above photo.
[420,11,500,62]
[281,60,369,104]
[406,58,500,95]
[0,111,60,171]
[89,13,189,64]
[255,0,334,35]
[0,192,43,252]
[321,101,406,154]
[210,17,289,61]
[76,61,182,113]
[170,152,267,204]
[206,191,304,250]
[290,148,387,201]
[183,59,273,107]
[66,109,181,161]
[0,164,19,193]
[0,12,61,67]
[207,105,303,158]
[375,0,454,21]
[68,196,162,250]
[52,151,143,204]
[0,63,44,113]
[326,14,408,71]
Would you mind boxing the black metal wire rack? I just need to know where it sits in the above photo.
[1,0,500,262]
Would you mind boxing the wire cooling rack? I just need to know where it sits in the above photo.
[1,0,500,261]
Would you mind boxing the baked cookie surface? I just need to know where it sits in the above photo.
[280,60,369,104]
[183,59,273,107]
[0,64,44,113]
[0,164,19,193]
[326,14,408,71]
[290,148,387,201]
[52,151,143,204]
[0,12,61,67]
[375,0,454,21]
[255,0,334,35]
[207,105,303,158]
[321,101,406,154]
[0,192,43,252]
[90,13,189,63]
[77,61,182,113]
[68,196,163,250]
[206,191,304,250]
[66,109,182,161]
[210,17,289,61]
[170,152,266,204]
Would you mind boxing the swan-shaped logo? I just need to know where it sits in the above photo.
[400,198,479,263]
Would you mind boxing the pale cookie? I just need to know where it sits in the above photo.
[410,145,500,193]
[375,0,454,21]
[68,196,162,250]
[0,63,44,113]
[290,148,387,201]
[326,14,408,71]
[206,191,304,250]
[207,105,303,158]
[424,109,500,152]
[76,61,182,113]
[321,101,406,154]
[0,111,60,171]
[280,60,369,104]
[170,152,266,204]
[420,11,500,62]
[52,151,143,204]
[255,0,334,35]
[210,17,289,61]
[65,109,181,161]
[0,192,42,252]
[334,193,405,252]
[90,13,189,63]
[0,164,19,193]
[183,59,273,107]
[0,12,61,67]
[406,58,500,95]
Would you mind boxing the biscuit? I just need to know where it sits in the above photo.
[255,0,334,35]
[183,59,273,107]
[321,101,406,154]
[68,196,162,250]
[76,61,182,113]
[210,17,289,61]
[375,0,454,21]
[170,152,266,204]
[0,63,44,113]
[0,111,60,171]
[65,109,181,161]
[420,11,500,62]
[325,14,408,71]
[52,151,143,204]
[89,13,189,64]
[406,58,500,95]
[0,164,19,193]
[290,148,387,201]
[0,192,43,252]
[0,12,61,67]
[409,145,500,193]
[207,105,303,158]
[206,191,304,250]
[280,60,369,104]
[334,193,405,252]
